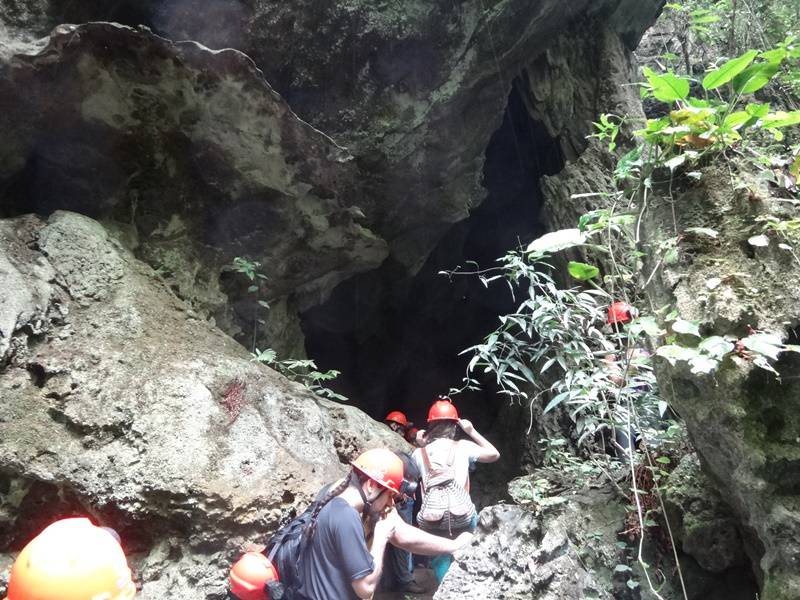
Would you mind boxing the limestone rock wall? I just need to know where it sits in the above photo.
[643,165,800,600]
[0,210,404,598]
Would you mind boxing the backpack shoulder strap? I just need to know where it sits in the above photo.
[421,446,433,474]
[445,440,458,467]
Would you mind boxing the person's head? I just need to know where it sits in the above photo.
[4,518,136,600]
[425,399,459,441]
[351,448,404,514]
[384,410,410,434]
[606,301,635,328]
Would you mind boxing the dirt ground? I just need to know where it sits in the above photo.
[374,567,438,600]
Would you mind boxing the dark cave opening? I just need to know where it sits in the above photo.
[301,83,564,469]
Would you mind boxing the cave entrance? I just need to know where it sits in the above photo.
[301,82,564,474]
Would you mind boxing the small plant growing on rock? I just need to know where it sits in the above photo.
[230,257,348,403]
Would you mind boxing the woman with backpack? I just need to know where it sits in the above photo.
[412,399,500,583]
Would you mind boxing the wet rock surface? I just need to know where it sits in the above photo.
[0,211,405,598]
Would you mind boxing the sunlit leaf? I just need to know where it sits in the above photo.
[629,316,664,337]
[684,227,718,238]
[672,319,701,337]
[741,333,784,360]
[643,67,690,102]
[690,355,718,374]
[763,111,800,129]
[702,50,758,90]
[733,63,780,94]
[748,234,770,247]
[656,344,701,366]
[526,229,586,254]
[567,261,600,281]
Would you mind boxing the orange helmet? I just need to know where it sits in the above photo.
[351,448,404,495]
[229,552,279,600]
[607,301,634,325]
[5,518,136,600]
[384,411,410,427]
[427,399,459,422]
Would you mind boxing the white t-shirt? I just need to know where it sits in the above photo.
[412,438,482,490]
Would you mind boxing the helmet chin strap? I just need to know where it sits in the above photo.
[350,470,373,514]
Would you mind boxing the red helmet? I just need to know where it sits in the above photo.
[428,399,459,422]
[607,301,634,325]
[229,552,279,600]
[384,411,410,427]
[351,448,404,495]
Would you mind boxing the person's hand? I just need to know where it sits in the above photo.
[373,511,397,542]
[415,429,427,446]
[452,531,474,558]
[458,419,475,435]
[454,531,473,549]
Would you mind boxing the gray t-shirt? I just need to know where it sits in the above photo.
[297,496,373,600]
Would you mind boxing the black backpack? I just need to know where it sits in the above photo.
[260,484,334,600]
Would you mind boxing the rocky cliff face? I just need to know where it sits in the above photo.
[643,165,800,600]
[0,1,684,598]
[0,0,663,356]
[0,211,404,598]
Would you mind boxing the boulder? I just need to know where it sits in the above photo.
[0,210,404,598]
[437,472,625,600]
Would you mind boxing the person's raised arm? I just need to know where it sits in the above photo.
[351,511,396,599]
[458,419,500,462]
[389,514,473,555]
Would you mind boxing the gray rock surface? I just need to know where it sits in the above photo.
[0,1,664,356]
[644,165,800,599]
[664,453,746,574]
[0,211,404,599]
[0,22,387,331]
[437,473,625,600]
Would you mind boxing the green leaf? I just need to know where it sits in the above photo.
[663,154,687,171]
[257,300,271,309]
[699,336,734,359]
[672,318,701,337]
[760,48,787,64]
[733,63,781,94]
[567,261,600,281]
[722,111,752,130]
[763,111,800,129]
[733,63,780,94]
[543,391,570,414]
[643,67,690,102]
[247,285,259,293]
[629,316,663,337]
[526,229,586,254]
[684,227,718,238]
[656,456,671,464]
[690,355,718,374]
[741,333,784,360]
[746,103,770,118]
[656,344,701,366]
[614,564,632,573]
[702,50,758,90]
